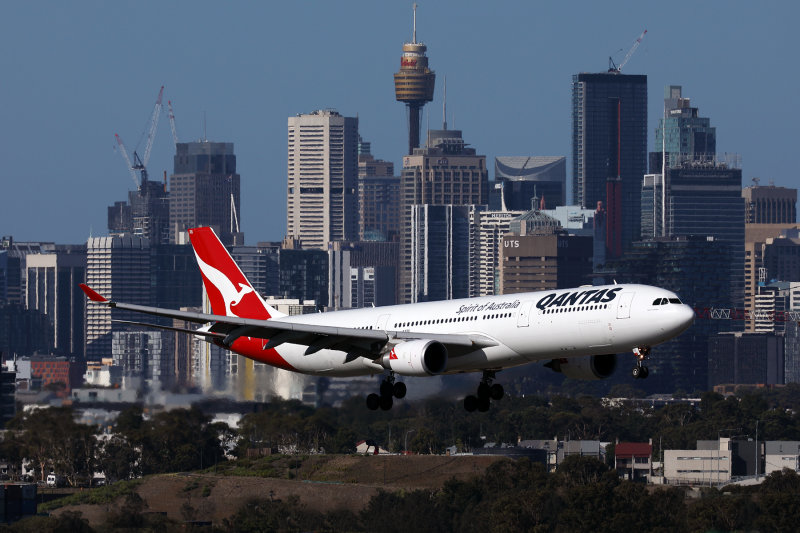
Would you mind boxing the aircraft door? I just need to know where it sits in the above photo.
[517,301,534,327]
[376,314,391,331]
[616,292,634,319]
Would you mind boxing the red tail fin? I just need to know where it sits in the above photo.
[188,227,279,320]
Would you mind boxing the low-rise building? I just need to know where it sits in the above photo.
[615,442,652,481]
[765,441,800,474]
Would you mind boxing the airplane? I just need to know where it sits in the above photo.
[79,226,695,412]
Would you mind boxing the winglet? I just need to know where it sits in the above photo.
[79,283,108,303]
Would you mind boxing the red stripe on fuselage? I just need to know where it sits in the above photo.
[221,336,296,371]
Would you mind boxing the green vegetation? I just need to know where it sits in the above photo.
[37,479,142,512]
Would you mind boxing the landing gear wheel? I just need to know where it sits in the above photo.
[632,366,641,379]
[464,395,478,412]
[366,393,380,411]
[379,395,393,411]
[490,383,504,401]
[380,380,394,398]
[640,366,649,379]
[393,381,407,399]
[477,382,491,400]
[477,397,491,412]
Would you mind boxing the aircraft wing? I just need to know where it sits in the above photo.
[80,284,497,358]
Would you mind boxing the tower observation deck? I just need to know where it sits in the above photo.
[394,4,435,155]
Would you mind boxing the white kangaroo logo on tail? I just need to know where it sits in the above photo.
[194,253,255,316]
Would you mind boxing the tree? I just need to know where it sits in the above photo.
[8,406,98,486]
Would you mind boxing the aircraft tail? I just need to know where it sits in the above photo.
[188,227,284,320]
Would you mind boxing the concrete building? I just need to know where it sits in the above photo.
[108,178,170,245]
[664,440,732,485]
[169,141,242,246]
[399,128,488,303]
[572,72,647,256]
[498,202,592,294]
[615,442,652,482]
[495,156,566,210]
[469,209,525,297]
[357,137,400,241]
[286,110,359,250]
[24,246,86,357]
[112,330,175,388]
[742,184,797,224]
[328,241,398,309]
[85,236,151,360]
[765,441,800,474]
[500,233,593,295]
[744,224,800,330]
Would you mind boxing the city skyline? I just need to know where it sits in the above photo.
[1,1,797,244]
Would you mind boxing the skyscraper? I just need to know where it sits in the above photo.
[651,85,716,173]
[85,236,151,360]
[742,184,797,224]
[25,246,86,357]
[286,110,359,250]
[357,138,400,241]
[399,129,488,303]
[410,204,472,302]
[572,72,647,256]
[169,141,241,246]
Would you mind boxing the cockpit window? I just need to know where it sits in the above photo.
[652,299,661,305]
[669,298,682,304]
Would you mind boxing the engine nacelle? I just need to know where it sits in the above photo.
[546,354,617,380]
[380,340,448,377]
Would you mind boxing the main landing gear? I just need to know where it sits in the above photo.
[631,346,650,379]
[464,371,504,412]
[366,373,406,411]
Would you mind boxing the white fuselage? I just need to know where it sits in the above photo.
[257,284,695,377]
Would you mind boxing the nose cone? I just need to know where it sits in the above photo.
[675,304,695,333]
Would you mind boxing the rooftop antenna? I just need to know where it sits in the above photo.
[203,111,207,142]
[412,2,417,43]
[442,76,447,130]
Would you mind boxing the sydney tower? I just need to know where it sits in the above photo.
[393,4,435,155]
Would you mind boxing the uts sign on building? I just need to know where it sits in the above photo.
[500,234,593,294]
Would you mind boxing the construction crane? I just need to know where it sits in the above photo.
[115,86,165,188]
[114,133,139,189]
[608,29,647,73]
[168,100,179,147]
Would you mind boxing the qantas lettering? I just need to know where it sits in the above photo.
[536,287,622,310]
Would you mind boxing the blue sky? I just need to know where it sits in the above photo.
[1,1,796,244]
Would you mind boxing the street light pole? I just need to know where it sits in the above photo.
[405,429,416,454]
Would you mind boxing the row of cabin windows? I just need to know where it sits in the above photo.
[543,304,608,314]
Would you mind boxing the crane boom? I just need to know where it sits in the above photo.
[168,100,179,147]
[610,29,647,73]
[115,133,139,188]
[618,29,647,72]
[141,86,164,167]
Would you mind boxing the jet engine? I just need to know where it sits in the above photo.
[545,354,617,380]
[380,339,448,377]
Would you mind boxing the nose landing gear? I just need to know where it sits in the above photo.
[631,346,650,379]
[464,371,504,412]
[366,373,406,411]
